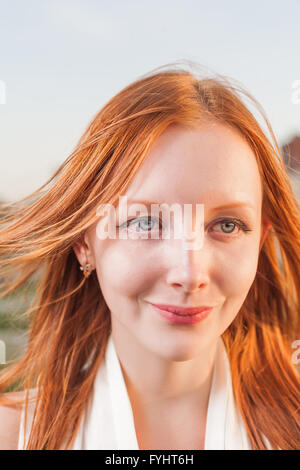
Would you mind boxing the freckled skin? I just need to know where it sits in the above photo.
[73,121,270,412]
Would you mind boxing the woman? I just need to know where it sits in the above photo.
[0,62,299,450]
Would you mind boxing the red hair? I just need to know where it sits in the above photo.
[0,61,299,449]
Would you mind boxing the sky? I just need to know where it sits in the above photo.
[0,0,299,202]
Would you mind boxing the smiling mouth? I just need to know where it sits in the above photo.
[150,303,214,316]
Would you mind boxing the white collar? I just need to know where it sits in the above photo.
[70,334,254,450]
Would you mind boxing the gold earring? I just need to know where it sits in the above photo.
[80,263,93,278]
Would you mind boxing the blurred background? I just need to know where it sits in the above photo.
[0,0,299,365]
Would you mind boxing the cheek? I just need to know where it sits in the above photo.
[215,238,260,296]
[214,243,260,334]
[95,242,158,298]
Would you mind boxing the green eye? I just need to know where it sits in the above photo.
[121,216,162,232]
[212,218,252,235]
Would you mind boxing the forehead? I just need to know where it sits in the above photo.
[123,122,263,209]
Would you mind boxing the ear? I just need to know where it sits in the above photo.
[259,220,272,251]
[72,231,95,269]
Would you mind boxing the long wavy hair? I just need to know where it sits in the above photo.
[0,61,299,450]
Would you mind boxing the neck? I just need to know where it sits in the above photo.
[111,321,218,409]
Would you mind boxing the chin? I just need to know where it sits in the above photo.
[155,340,200,362]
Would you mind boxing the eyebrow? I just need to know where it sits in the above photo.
[123,199,256,212]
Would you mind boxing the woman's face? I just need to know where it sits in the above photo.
[75,121,269,360]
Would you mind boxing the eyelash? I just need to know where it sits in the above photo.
[118,216,252,237]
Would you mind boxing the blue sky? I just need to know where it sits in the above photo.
[0,0,299,202]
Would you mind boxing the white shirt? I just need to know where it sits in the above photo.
[18,334,264,450]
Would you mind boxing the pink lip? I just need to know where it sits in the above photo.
[150,303,213,325]
[150,304,213,316]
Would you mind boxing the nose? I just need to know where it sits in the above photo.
[165,238,210,294]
